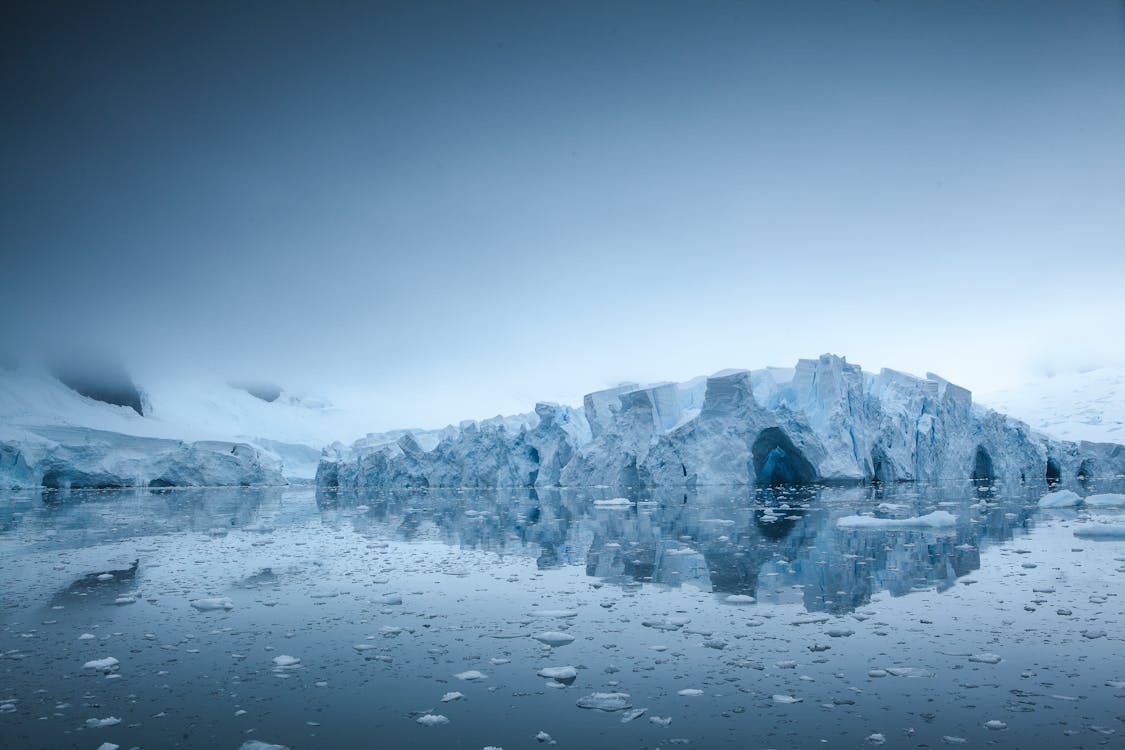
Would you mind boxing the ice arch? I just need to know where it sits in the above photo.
[751,428,817,486]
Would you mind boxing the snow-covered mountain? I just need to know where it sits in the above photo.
[0,363,361,483]
[978,367,1125,444]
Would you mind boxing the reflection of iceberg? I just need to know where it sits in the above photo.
[319,355,1125,490]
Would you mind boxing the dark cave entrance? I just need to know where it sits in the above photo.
[751,428,817,486]
[971,445,994,483]
[1046,458,1061,487]
[526,446,541,486]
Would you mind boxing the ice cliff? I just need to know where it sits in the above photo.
[318,355,1125,490]
[0,425,285,490]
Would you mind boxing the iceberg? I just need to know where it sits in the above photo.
[0,425,285,490]
[318,355,1125,490]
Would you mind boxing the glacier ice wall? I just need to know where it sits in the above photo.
[0,425,286,490]
[318,355,1125,490]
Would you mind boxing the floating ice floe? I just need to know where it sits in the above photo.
[772,694,801,703]
[535,730,556,743]
[867,733,886,745]
[593,497,634,508]
[968,653,1002,664]
[529,609,578,618]
[239,743,290,750]
[724,594,755,604]
[677,688,704,697]
[441,691,464,702]
[416,714,449,726]
[650,716,672,726]
[576,692,631,711]
[538,666,577,682]
[190,597,234,611]
[533,631,575,647]
[85,716,121,728]
[1085,493,1125,507]
[272,655,301,667]
[836,511,958,529]
[1039,490,1082,508]
[83,657,119,672]
[455,670,486,681]
[984,720,1007,730]
[620,707,647,723]
[96,743,120,750]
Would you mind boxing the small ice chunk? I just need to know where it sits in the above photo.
[620,707,648,723]
[416,714,449,726]
[724,594,755,604]
[113,595,136,605]
[381,594,403,605]
[1038,490,1082,508]
[96,743,120,750]
[984,720,1007,730]
[83,657,119,672]
[836,511,958,529]
[441,691,464,702]
[650,716,673,726]
[677,688,704,696]
[79,633,96,641]
[968,653,1002,664]
[576,692,631,711]
[533,631,575,647]
[538,666,578,682]
[455,670,487,681]
[85,717,121,728]
[529,609,578,618]
[240,743,290,750]
[593,497,634,507]
[190,597,234,611]
[942,737,967,744]
[272,655,301,667]
[535,731,556,744]
[772,694,802,703]
[867,734,886,745]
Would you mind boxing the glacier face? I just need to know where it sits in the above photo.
[0,425,286,490]
[318,355,1125,491]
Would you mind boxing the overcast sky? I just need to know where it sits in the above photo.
[3,1,1124,429]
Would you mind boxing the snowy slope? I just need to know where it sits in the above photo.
[0,365,366,480]
[977,367,1125,444]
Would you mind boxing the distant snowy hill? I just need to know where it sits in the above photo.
[977,367,1125,444]
[0,365,368,480]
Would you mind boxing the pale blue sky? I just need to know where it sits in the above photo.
[3,1,1124,428]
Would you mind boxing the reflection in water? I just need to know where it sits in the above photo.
[313,481,1046,614]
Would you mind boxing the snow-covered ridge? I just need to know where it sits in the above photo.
[319,354,1125,490]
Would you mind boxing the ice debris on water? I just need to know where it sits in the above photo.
[650,716,673,726]
[576,692,631,711]
[968,653,1002,664]
[536,730,556,743]
[455,670,487,681]
[984,720,1007,730]
[772,694,801,703]
[677,688,704,696]
[537,666,577,682]
[620,707,648,723]
[724,594,755,604]
[190,596,234,611]
[272,655,300,667]
[416,713,450,726]
[83,657,119,672]
[441,691,464,702]
[96,743,120,750]
[836,511,958,529]
[533,631,575,647]
[867,733,886,745]
[239,743,290,750]
[85,716,121,728]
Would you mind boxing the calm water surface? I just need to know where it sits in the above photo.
[1,481,1122,749]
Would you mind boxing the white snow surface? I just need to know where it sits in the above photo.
[978,366,1125,444]
[836,511,960,529]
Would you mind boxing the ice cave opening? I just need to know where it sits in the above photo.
[1046,458,1061,487]
[971,446,995,483]
[751,428,817,486]
[526,446,540,486]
